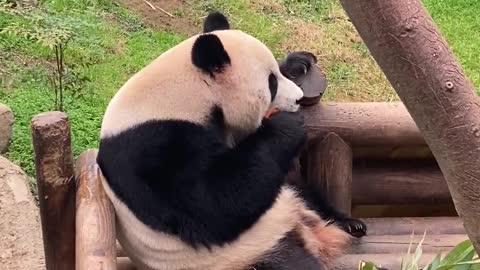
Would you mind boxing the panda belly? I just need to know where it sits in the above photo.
[102,179,313,270]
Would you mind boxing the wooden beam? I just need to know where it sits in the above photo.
[117,257,136,270]
[363,217,465,236]
[303,102,424,146]
[75,149,117,270]
[352,159,451,205]
[339,0,480,251]
[333,253,437,270]
[353,145,433,159]
[307,132,352,216]
[349,234,468,254]
[31,111,76,270]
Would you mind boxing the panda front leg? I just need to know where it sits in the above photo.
[194,111,308,246]
[295,184,367,238]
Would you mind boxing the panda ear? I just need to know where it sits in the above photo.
[203,12,230,33]
[192,34,231,76]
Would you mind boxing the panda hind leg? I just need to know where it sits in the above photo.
[294,184,367,238]
[250,231,327,270]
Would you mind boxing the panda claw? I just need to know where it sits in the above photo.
[336,218,367,238]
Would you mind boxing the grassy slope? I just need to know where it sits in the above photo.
[194,0,479,101]
[0,1,183,179]
[423,0,480,88]
[0,0,478,187]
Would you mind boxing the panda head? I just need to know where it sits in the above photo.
[192,12,304,138]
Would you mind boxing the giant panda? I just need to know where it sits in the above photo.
[97,11,365,270]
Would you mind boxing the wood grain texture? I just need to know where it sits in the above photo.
[352,145,433,159]
[303,102,424,147]
[352,159,451,205]
[117,257,136,270]
[307,132,352,216]
[339,0,480,252]
[349,234,468,254]
[363,217,465,235]
[333,253,437,270]
[31,111,75,270]
[75,149,117,270]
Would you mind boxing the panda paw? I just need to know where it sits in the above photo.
[261,111,306,148]
[335,218,367,238]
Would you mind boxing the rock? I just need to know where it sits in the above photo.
[0,155,45,270]
[0,104,14,154]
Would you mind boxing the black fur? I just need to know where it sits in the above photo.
[297,186,367,238]
[97,107,306,249]
[192,34,231,77]
[279,51,367,238]
[279,51,317,80]
[268,73,278,101]
[251,231,326,270]
[203,11,230,32]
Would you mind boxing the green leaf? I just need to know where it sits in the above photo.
[425,253,442,270]
[470,262,480,270]
[435,260,480,270]
[440,240,475,266]
[358,261,378,270]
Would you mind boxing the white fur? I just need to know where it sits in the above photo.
[102,177,303,270]
[271,75,303,112]
[100,30,303,141]
[99,27,349,270]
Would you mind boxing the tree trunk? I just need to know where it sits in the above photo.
[338,0,480,251]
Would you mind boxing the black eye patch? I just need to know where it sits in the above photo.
[268,73,278,101]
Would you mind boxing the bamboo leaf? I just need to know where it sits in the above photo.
[358,261,378,270]
[425,253,442,270]
[440,240,475,266]
[435,260,480,270]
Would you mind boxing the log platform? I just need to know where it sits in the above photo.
[112,217,468,270]
[30,103,468,270]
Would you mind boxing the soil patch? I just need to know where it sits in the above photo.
[117,0,199,35]
[0,155,44,270]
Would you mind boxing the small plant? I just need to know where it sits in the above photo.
[0,0,83,111]
[359,233,480,270]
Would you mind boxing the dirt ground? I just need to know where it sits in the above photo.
[0,155,44,270]
[117,0,199,35]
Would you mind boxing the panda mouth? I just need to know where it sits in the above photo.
[265,107,280,119]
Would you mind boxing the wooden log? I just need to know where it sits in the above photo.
[285,158,304,188]
[353,204,458,219]
[117,257,136,270]
[349,234,468,254]
[75,149,117,270]
[333,253,437,270]
[353,145,433,159]
[339,0,480,252]
[307,132,352,216]
[303,102,425,147]
[31,111,76,270]
[117,242,127,258]
[352,159,451,205]
[363,217,465,236]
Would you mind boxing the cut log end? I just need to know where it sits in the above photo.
[31,111,76,270]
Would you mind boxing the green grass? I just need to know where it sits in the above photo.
[0,0,183,183]
[1,0,479,189]
[423,0,480,91]
[194,0,287,57]
[192,0,479,100]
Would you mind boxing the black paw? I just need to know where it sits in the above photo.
[336,218,367,238]
[261,111,307,150]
